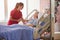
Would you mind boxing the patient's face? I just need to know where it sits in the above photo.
[34,12,38,18]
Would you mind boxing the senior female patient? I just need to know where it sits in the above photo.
[8,2,25,25]
[25,11,39,27]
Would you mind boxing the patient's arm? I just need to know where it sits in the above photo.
[26,24,34,27]
[25,19,36,27]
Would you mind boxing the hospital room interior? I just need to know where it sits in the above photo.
[0,0,60,40]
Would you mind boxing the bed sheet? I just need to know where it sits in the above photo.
[0,24,34,40]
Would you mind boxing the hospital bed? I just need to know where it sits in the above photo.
[0,9,51,40]
[0,9,40,40]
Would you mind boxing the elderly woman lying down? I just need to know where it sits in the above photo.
[23,11,40,39]
[24,11,39,27]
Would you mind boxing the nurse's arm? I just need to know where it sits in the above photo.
[21,18,28,24]
[10,16,21,22]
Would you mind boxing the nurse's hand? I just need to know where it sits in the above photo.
[17,18,22,22]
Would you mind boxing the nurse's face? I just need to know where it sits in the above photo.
[18,6,24,10]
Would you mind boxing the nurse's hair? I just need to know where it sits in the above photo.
[15,2,24,9]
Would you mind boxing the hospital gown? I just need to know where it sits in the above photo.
[26,18,38,27]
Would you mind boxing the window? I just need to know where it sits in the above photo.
[28,0,40,13]
[27,0,40,19]
[7,0,40,20]
[0,0,5,21]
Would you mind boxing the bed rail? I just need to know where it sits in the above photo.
[33,14,51,39]
[25,9,38,19]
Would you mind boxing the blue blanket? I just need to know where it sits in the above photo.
[0,24,34,40]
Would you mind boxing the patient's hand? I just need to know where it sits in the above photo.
[26,24,34,27]
[23,20,29,24]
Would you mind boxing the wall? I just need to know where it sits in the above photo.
[38,0,50,20]
[40,0,50,13]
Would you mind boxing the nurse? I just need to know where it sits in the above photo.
[8,2,25,25]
